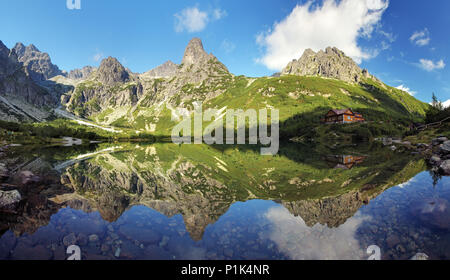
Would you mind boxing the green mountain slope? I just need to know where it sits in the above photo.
[56,39,429,139]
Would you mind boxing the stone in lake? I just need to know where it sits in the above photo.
[411,198,450,230]
[410,252,429,260]
[89,234,99,243]
[63,233,77,247]
[0,189,21,211]
[439,160,450,175]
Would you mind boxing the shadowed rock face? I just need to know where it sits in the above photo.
[0,41,56,122]
[13,42,63,82]
[281,47,373,83]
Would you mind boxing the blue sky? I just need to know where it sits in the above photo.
[0,0,449,104]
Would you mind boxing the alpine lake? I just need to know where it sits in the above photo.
[0,140,449,260]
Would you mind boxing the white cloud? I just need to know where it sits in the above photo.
[396,85,417,96]
[213,8,227,20]
[410,28,430,46]
[418,59,445,71]
[443,99,450,109]
[174,6,226,33]
[256,0,389,71]
[220,39,236,53]
[174,7,209,33]
[379,30,396,43]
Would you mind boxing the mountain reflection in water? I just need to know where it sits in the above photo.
[0,142,449,260]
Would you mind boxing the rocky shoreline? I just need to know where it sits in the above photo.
[377,136,450,176]
[428,137,450,175]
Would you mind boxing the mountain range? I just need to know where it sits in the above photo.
[0,38,430,137]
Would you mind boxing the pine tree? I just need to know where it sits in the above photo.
[431,92,443,111]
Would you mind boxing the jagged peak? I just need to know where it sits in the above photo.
[13,42,40,56]
[97,56,130,85]
[182,37,209,65]
[143,60,179,79]
[281,46,368,83]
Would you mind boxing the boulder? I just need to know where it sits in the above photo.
[0,163,9,180]
[410,253,429,260]
[417,143,429,149]
[439,141,450,155]
[432,137,448,146]
[439,160,450,176]
[430,155,441,166]
[0,189,21,210]
[19,171,40,185]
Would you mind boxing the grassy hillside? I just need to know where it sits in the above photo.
[83,75,429,139]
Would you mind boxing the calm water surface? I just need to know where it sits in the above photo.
[0,142,449,260]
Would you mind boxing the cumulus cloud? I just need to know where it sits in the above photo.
[410,28,430,46]
[174,6,226,33]
[256,0,389,71]
[418,59,445,71]
[396,85,417,96]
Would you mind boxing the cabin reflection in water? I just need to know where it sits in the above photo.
[324,155,366,169]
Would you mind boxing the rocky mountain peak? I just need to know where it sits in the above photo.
[12,42,63,82]
[281,47,368,83]
[143,60,178,79]
[182,38,208,65]
[67,66,96,80]
[97,57,130,85]
[0,41,21,78]
[178,37,229,81]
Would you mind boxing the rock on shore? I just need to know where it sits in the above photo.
[0,190,21,211]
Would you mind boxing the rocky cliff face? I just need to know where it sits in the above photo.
[142,61,178,79]
[67,66,96,80]
[178,37,230,83]
[281,47,372,84]
[64,38,232,120]
[96,57,131,86]
[0,41,56,122]
[65,57,143,117]
[13,43,64,83]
